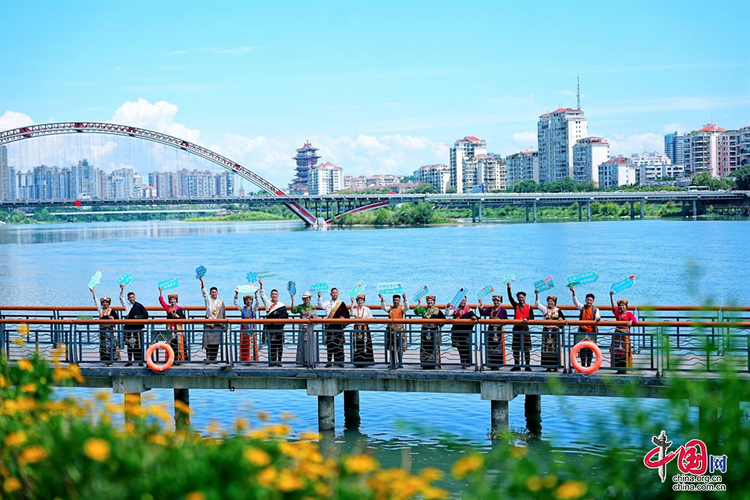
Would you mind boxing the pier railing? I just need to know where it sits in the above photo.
[2,304,749,375]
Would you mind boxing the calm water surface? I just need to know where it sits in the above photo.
[2,219,748,487]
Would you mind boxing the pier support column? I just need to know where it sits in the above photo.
[478,201,483,222]
[586,201,591,220]
[471,203,476,223]
[318,396,335,432]
[344,390,361,429]
[692,199,698,218]
[533,201,537,222]
[682,201,687,217]
[640,199,645,219]
[524,395,542,436]
[578,203,582,220]
[491,400,509,437]
[174,388,190,430]
[630,201,635,219]
[525,204,530,221]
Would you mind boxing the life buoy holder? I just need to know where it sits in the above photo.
[146,342,175,373]
[570,340,602,374]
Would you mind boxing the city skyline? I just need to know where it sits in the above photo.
[1,0,749,188]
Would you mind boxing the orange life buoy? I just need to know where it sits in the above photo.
[570,340,602,374]
[146,342,175,373]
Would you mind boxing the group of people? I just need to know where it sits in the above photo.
[87,279,636,373]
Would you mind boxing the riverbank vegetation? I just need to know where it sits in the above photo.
[334,202,449,227]
[2,339,746,498]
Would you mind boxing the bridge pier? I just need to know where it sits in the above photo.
[174,388,190,430]
[586,201,591,221]
[318,396,335,432]
[478,201,483,222]
[525,204,530,222]
[640,199,645,219]
[630,201,635,219]
[481,382,515,439]
[471,203,476,223]
[693,199,698,218]
[524,394,542,436]
[344,390,361,429]
[578,203,582,220]
[533,201,537,222]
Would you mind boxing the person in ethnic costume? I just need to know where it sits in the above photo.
[90,287,118,364]
[351,294,375,366]
[290,291,317,366]
[414,295,445,370]
[317,288,350,367]
[446,295,477,368]
[159,287,186,364]
[534,290,565,372]
[570,286,601,368]
[199,277,226,363]
[120,285,149,366]
[234,287,259,362]
[610,291,636,374]
[507,283,534,371]
[380,292,408,368]
[260,279,288,367]
[477,294,508,370]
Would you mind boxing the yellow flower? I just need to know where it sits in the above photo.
[554,481,588,500]
[276,469,303,492]
[20,383,37,393]
[0,374,6,388]
[543,475,558,488]
[420,467,443,482]
[234,418,248,431]
[5,431,27,447]
[18,446,48,465]
[244,447,272,467]
[94,392,110,401]
[451,454,484,479]
[148,405,172,426]
[265,423,291,436]
[344,454,379,474]
[257,467,277,487]
[314,483,332,497]
[280,412,294,421]
[526,476,543,492]
[68,364,85,383]
[17,359,33,371]
[174,400,192,414]
[16,324,30,335]
[422,486,449,499]
[3,477,22,493]
[83,438,111,462]
[148,434,168,446]
[299,431,321,441]
[207,420,221,434]
[186,492,205,500]
[510,445,528,458]
[257,411,269,421]
[11,338,26,346]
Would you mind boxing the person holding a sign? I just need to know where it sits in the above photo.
[90,287,119,364]
[120,284,149,366]
[610,291,637,373]
[534,291,565,372]
[260,279,288,367]
[158,287,186,364]
[199,277,226,363]
[478,295,508,370]
[318,288,350,367]
[446,296,477,368]
[380,293,409,368]
[289,291,317,366]
[570,286,601,368]
[414,295,445,370]
[507,283,534,371]
[350,294,375,366]
[234,287,260,362]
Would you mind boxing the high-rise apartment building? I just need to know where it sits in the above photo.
[308,162,343,195]
[449,136,487,193]
[343,174,403,190]
[683,124,748,178]
[630,151,683,185]
[572,136,609,186]
[598,157,636,188]
[664,132,685,165]
[464,154,507,192]
[413,163,450,193]
[289,141,321,195]
[506,151,539,189]
[537,108,588,183]
[0,145,10,201]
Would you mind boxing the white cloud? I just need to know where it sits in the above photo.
[606,133,663,157]
[90,141,118,161]
[511,132,536,145]
[0,110,34,131]
[111,99,201,142]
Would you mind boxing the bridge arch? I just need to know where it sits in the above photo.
[0,122,317,225]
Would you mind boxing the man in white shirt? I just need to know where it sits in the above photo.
[200,277,225,363]
[260,279,288,367]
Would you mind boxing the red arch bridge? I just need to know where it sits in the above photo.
[0,122,394,226]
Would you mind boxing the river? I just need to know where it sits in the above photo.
[1,219,748,488]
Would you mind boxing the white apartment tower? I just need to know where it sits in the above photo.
[572,137,609,186]
[538,108,588,183]
[464,154,507,192]
[506,151,539,188]
[683,124,748,178]
[413,163,451,193]
[308,162,343,195]
[449,136,487,193]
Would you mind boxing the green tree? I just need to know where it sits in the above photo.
[408,183,438,194]
[445,186,457,194]
[731,165,750,190]
[511,180,539,193]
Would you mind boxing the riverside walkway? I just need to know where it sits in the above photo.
[2,304,749,436]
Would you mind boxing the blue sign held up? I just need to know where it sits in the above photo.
[611,275,635,295]
[567,271,599,287]
[477,285,495,300]
[195,266,207,280]
[287,281,296,296]
[503,273,517,284]
[348,280,367,299]
[309,282,329,293]
[247,271,277,283]
[534,276,555,292]
[87,271,102,289]
[117,273,134,286]
[412,286,429,303]
[449,287,468,308]
[158,278,179,290]
[237,284,258,294]
[377,282,405,295]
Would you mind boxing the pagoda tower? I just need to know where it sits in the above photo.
[289,141,321,194]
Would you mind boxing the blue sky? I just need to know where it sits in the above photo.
[1,0,749,186]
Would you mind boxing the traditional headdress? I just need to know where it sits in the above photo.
[355,294,366,301]
[168,294,179,302]
[426,295,436,301]
[617,299,628,307]
[547,295,558,304]
[100,297,111,304]
[491,294,502,300]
